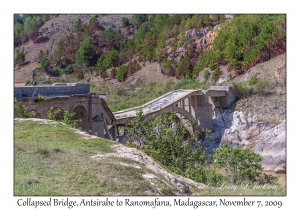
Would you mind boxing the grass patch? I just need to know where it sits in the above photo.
[14,120,181,196]
[91,81,176,112]
[232,77,269,99]
[14,120,116,195]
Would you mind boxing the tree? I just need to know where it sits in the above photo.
[213,143,263,184]
[143,46,155,62]
[89,16,100,31]
[127,111,205,174]
[15,52,25,65]
[97,49,119,73]
[14,14,23,24]
[176,55,193,79]
[135,22,150,42]
[121,17,129,27]
[116,65,128,82]
[131,14,147,27]
[47,107,81,129]
[52,39,65,65]
[74,18,83,31]
[103,28,123,49]
[125,110,226,185]
[61,110,82,129]
[23,16,40,40]
[41,57,50,70]
[75,36,95,67]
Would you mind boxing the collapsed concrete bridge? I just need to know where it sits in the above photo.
[113,86,235,138]
[14,83,235,140]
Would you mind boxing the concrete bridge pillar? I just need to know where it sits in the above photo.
[190,94,213,134]
[112,124,117,141]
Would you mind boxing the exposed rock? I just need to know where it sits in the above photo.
[194,30,218,52]
[225,15,234,19]
[274,163,286,173]
[212,109,286,173]
[167,27,220,63]
[185,28,209,39]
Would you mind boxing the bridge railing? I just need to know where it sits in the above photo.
[14,83,90,99]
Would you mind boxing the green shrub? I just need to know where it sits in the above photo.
[41,57,50,69]
[176,55,192,78]
[103,28,122,48]
[143,46,155,62]
[47,106,62,121]
[98,49,119,71]
[233,77,269,98]
[37,94,50,102]
[58,64,74,75]
[15,52,25,64]
[74,18,82,31]
[75,36,95,67]
[213,143,277,184]
[203,69,210,80]
[89,16,99,30]
[232,81,253,98]
[184,166,227,185]
[52,39,65,65]
[126,111,226,186]
[116,65,128,82]
[61,110,82,129]
[248,75,259,85]
[121,17,130,27]
[174,79,198,90]
[47,107,81,129]
[14,98,36,118]
[212,65,220,80]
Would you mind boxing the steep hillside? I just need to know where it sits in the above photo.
[14,14,286,89]
[197,53,286,173]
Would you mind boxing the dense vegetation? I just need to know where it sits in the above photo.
[126,110,279,187]
[194,14,286,73]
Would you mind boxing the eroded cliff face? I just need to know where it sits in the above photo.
[198,52,286,174]
[202,108,286,173]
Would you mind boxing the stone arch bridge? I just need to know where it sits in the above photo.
[14,83,235,140]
